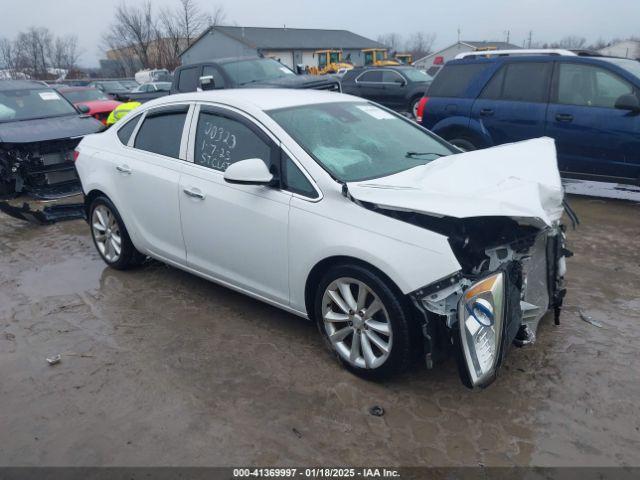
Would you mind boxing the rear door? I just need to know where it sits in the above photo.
[546,61,640,181]
[471,61,552,145]
[380,70,407,108]
[110,104,191,264]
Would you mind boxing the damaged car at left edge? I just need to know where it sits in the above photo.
[0,80,104,223]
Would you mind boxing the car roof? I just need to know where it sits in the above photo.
[446,53,623,66]
[146,88,363,111]
[56,86,95,91]
[178,57,269,68]
[0,79,49,91]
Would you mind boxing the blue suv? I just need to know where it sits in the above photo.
[417,51,640,184]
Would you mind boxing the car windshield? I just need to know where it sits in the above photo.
[268,102,454,182]
[0,88,78,123]
[220,58,295,86]
[402,68,432,82]
[601,57,640,79]
[62,88,110,103]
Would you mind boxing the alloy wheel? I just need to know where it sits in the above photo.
[322,277,393,369]
[92,204,122,263]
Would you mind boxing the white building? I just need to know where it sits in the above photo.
[414,41,520,75]
[598,41,640,60]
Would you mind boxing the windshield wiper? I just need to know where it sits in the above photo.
[405,151,446,159]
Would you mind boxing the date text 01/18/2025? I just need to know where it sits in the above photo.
[233,468,401,478]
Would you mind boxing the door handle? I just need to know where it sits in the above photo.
[555,113,574,123]
[116,164,131,174]
[480,108,494,117]
[183,187,205,200]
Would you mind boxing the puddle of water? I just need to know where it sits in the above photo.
[17,256,105,298]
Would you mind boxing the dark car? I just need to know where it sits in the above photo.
[120,81,172,103]
[417,50,640,184]
[88,80,133,99]
[341,66,432,118]
[56,86,121,125]
[171,57,341,95]
[0,80,103,222]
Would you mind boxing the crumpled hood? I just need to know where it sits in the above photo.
[0,114,103,143]
[347,137,564,228]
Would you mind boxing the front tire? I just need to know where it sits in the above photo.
[89,196,145,270]
[448,137,477,152]
[314,263,413,380]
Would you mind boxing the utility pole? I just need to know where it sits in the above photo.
[457,26,461,43]
[504,30,510,44]
[528,30,533,49]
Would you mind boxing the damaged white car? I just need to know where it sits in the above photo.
[75,90,573,389]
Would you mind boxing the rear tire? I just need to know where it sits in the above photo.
[314,263,413,380]
[410,97,422,120]
[449,138,477,152]
[89,196,145,270]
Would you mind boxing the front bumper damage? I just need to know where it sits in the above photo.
[411,224,569,389]
[0,139,86,224]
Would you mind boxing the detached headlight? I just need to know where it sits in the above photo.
[459,272,505,387]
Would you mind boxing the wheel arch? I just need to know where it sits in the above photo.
[432,118,493,149]
[304,255,406,322]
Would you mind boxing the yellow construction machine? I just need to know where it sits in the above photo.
[362,48,401,66]
[308,50,354,75]
[395,53,414,65]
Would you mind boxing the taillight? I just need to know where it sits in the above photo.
[416,97,429,123]
[73,149,80,162]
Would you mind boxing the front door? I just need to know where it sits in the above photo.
[179,105,291,304]
[471,61,552,145]
[546,61,640,181]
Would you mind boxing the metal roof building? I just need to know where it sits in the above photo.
[179,26,384,69]
[414,40,521,73]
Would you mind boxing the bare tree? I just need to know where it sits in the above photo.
[553,35,587,49]
[208,5,227,27]
[406,32,436,59]
[14,27,53,79]
[103,1,155,71]
[0,37,17,73]
[49,35,81,71]
[376,33,403,53]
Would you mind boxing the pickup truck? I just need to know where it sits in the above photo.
[171,57,341,94]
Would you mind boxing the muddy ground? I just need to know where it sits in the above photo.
[0,195,639,467]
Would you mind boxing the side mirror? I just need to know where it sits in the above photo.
[614,93,640,112]
[223,158,274,185]
[198,75,216,91]
[77,104,91,114]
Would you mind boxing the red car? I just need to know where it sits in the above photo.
[56,87,121,125]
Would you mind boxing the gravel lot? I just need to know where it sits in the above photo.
[1,195,639,467]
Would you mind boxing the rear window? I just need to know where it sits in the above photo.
[481,63,552,103]
[117,114,141,145]
[427,64,487,97]
[134,108,188,158]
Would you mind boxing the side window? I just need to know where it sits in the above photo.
[501,63,551,102]
[358,71,383,83]
[116,113,141,145]
[195,110,272,172]
[177,67,200,93]
[134,107,188,159]
[382,71,404,84]
[202,66,226,89]
[480,67,505,99]
[282,153,317,198]
[557,63,634,108]
[427,64,487,97]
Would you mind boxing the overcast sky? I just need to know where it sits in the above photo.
[2,0,639,67]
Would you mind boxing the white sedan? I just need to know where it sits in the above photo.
[75,89,569,388]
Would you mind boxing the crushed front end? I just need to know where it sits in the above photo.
[0,139,86,224]
[408,217,570,389]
